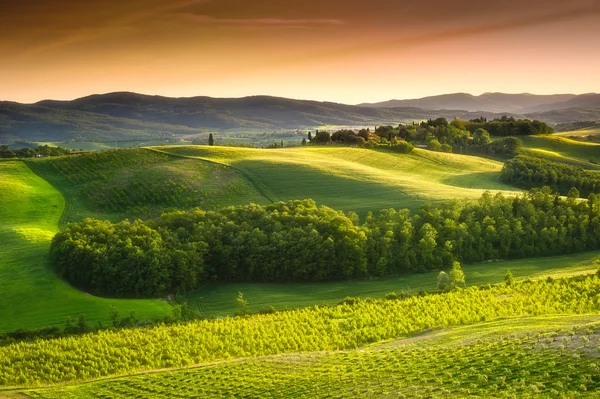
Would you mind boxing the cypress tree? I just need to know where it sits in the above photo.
[208,133,214,146]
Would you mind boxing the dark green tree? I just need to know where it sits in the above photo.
[437,271,450,291]
[208,133,214,146]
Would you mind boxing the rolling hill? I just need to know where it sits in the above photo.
[1,94,461,143]
[24,148,268,223]
[22,314,600,399]
[359,92,578,113]
[518,135,600,168]
[4,92,600,144]
[4,144,599,334]
[152,146,518,216]
[22,146,518,223]
[0,160,171,333]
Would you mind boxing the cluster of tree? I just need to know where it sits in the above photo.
[304,117,532,157]
[501,155,600,197]
[395,119,524,156]
[465,116,553,136]
[51,188,600,298]
[0,145,71,158]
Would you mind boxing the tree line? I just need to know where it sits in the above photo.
[51,188,600,298]
[0,144,71,158]
[501,155,600,197]
[304,117,541,157]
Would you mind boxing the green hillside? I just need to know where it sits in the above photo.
[25,149,268,223]
[156,146,518,216]
[520,135,600,168]
[23,314,600,399]
[3,275,600,397]
[555,127,600,138]
[0,161,171,333]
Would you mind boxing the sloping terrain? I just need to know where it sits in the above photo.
[519,135,600,168]
[156,146,518,216]
[21,314,600,399]
[24,149,268,223]
[0,94,457,142]
[0,161,171,333]
[5,92,600,144]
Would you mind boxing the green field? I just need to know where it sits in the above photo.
[37,140,195,151]
[155,146,518,216]
[25,149,267,223]
[0,161,171,333]
[555,127,600,138]
[21,314,600,399]
[3,145,599,332]
[187,251,600,316]
[3,141,600,398]
[2,275,600,397]
[520,135,600,168]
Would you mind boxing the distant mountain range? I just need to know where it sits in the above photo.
[359,93,600,114]
[1,92,600,143]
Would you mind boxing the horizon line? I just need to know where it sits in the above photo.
[2,90,598,106]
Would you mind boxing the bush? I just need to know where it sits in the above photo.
[338,297,360,306]
[386,141,414,154]
[441,144,452,153]
[427,139,442,152]
[437,271,450,291]
[505,270,515,286]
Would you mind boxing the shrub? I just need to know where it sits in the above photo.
[389,141,414,154]
[427,139,442,152]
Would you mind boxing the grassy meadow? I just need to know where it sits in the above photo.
[155,146,518,216]
[1,140,600,398]
[2,143,598,332]
[0,161,171,333]
[24,149,267,223]
[520,135,600,168]
[187,251,600,316]
[555,127,600,138]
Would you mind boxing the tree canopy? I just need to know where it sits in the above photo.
[51,188,600,298]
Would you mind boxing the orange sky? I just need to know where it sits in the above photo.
[1,0,600,104]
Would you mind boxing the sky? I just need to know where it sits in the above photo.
[1,0,600,104]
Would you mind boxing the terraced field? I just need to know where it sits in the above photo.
[0,161,171,333]
[156,146,518,216]
[520,135,600,169]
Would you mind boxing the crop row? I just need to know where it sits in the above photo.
[1,274,599,386]
[27,318,600,398]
